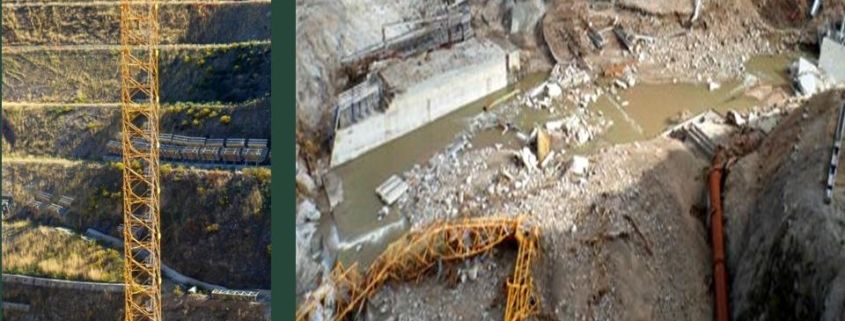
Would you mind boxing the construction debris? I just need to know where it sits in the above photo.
[666,111,735,157]
[568,155,589,175]
[612,24,634,52]
[791,57,824,96]
[376,175,410,205]
[295,215,539,321]
[516,147,539,172]
[536,129,551,163]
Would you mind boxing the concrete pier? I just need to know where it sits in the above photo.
[820,36,845,83]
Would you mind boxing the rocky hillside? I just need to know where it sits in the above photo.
[2,99,270,159]
[2,43,270,103]
[2,160,271,289]
[2,1,270,46]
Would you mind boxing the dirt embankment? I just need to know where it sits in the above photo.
[725,90,845,321]
[2,161,271,289]
[2,2,270,46]
[1,99,270,159]
[2,43,270,103]
[2,282,268,321]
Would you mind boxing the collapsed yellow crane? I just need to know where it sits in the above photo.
[119,0,163,320]
[296,215,539,321]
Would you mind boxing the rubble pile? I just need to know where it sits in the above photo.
[636,21,782,83]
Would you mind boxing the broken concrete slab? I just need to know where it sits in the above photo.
[820,37,845,84]
[546,82,563,98]
[297,199,321,224]
[726,110,746,127]
[664,110,735,157]
[791,57,823,96]
[376,175,409,205]
[569,155,589,175]
[516,147,539,172]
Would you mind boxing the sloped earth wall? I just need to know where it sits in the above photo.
[2,43,270,103]
[725,90,845,321]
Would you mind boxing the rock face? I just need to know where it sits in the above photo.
[725,91,845,321]
[509,0,546,35]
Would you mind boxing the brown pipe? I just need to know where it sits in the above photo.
[709,147,730,321]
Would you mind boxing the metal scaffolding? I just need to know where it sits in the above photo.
[119,0,163,320]
[297,215,539,321]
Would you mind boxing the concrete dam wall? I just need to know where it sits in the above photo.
[330,38,509,167]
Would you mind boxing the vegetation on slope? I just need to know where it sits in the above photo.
[2,160,271,289]
[2,42,270,103]
[2,2,270,46]
[2,220,123,282]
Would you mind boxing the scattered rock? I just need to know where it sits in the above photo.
[516,147,539,172]
[726,110,746,126]
[568,155,590,176]
[536,129,551,163]
[297,199,321,223]
[708,81,721,91]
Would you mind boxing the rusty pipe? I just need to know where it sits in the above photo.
[708,147,730,321]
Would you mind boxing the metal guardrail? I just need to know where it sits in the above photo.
[210,289,260,302]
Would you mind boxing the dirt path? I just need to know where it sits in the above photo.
[2,0,270,8]
[1,156,86,166]
[1,40,270,53]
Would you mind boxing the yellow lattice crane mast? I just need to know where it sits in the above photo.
[119,0,163,320]
[296,215,539,321]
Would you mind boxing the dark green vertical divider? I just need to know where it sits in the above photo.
[272,0,294,319]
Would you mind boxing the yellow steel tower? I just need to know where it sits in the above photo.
[119,0,162,320]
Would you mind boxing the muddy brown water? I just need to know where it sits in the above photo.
[327,53,798,268]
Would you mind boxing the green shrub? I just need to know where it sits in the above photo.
[110,162,124,172]
[220,115,231,125]
[86,122,99,132]
[205,223,220,233]
[243,168,271,182]
[160,164,173,176]
[173,285,185,297]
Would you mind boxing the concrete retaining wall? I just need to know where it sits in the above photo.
[84,228,271,299]
[820,37,845,83]
[2,273,124,293]
[330,44,507,167]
